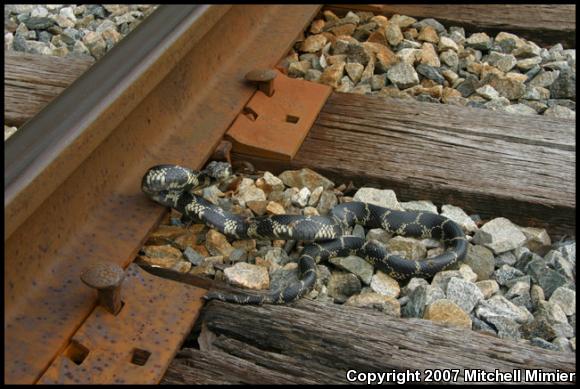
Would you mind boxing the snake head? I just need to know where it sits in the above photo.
[203,161,233,181]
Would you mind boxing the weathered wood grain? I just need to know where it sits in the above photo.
[4,52,94,126]
[162,299,575,384]
[233,93,575,239]
[325,4,576,48]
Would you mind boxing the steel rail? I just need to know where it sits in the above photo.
[4,5,321,383]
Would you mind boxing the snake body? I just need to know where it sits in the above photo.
[142,163,468,304]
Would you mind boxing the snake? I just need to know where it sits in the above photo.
[142,162,468,304]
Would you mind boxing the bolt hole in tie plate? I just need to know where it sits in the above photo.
[225,69,332,160]
[37,264,206,384]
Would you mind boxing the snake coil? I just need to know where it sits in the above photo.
[142,163,468,304]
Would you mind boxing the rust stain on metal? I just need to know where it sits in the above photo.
[4,5,322,384]
[38,264,206,384]
[226,69,332,160]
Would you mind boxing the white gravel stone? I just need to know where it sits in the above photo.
[400,200,438,214]
[353,188,403,210]
[440,204,478,233]
[476,84,500,100]
[370,271,400,298]
[224,262,269,290]
[549,287,576,316]
[472,217,527,254]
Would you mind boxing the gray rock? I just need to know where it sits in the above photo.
[551,255,575,283]
[440,204,478,234]
[552,337,574,353]
[503,103,538,116]
[304,69,322,82]
[505,280,533,311]
[475,295,533,324]
[543,105,576,119]
[530,337,560,351]
[24,17,55,30]
[486,316,521,340]
[86,4,107,18]
[431,270,463,291]
[549,68,575,99]
[530,284,546,311]
[263,247,291,267]
[464,244,495,281]
[485,74,526,100]
[516,56,542,71]
[224,262,269,290]
[522,85,550,101]
[12,35,27,51]
[288,60,312,78]
[521,317,559,341]
[528,261,569,299]
[492,264,525,286]
[416,94,439,104]
[471,315,498,336]
[386,62,420,89]
[401,277,429,297]
[446,277,484,313]
[353,187,402,210]
[370,271,400,298]
[386,236,426,260]
[465,32,492,51]
[316,190,338,215]
[269,263,300,291]
[542,61,571,71]
[416,64,445,85]
[345,292,401,317]
[345,62,364,83]
[484,96,511,111]
[472,217,527,254]
[514,249,538,271]
[365,228,393,244]
[553,241,575,263]
[400,200,438,214]
[290,186,310,208]
[440,50,459,70]
[402,284,445,318]
[549,287,575,316]
[486,51,517,73]
[513,41,542,58]
[455,78,480,98]
[327,272,362,303]
[476,279,500,299]
[547,99,576,111]
[524,64,542,82]
[183,246,204,266]
[496,251,517,267]
[329,255,374,285]
[535,300,570,325]
[370,74,387,91]
[476,84,500,100]
[228,248,247,263]
[279,168,334,191]
[529,70,561,88]
[346,42,370,66]
[412,18,446,34]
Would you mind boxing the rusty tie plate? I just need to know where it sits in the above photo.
[36,264,206,384]
[226,69,332,160]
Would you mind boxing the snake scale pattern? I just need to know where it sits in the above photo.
[142,162,468,304]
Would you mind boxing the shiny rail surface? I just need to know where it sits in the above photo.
[4,5,321,384]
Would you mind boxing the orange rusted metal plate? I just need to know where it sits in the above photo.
[226,69,332,160]
[37,264,206,384]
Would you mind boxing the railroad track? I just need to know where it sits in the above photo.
[4,4,576,384]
